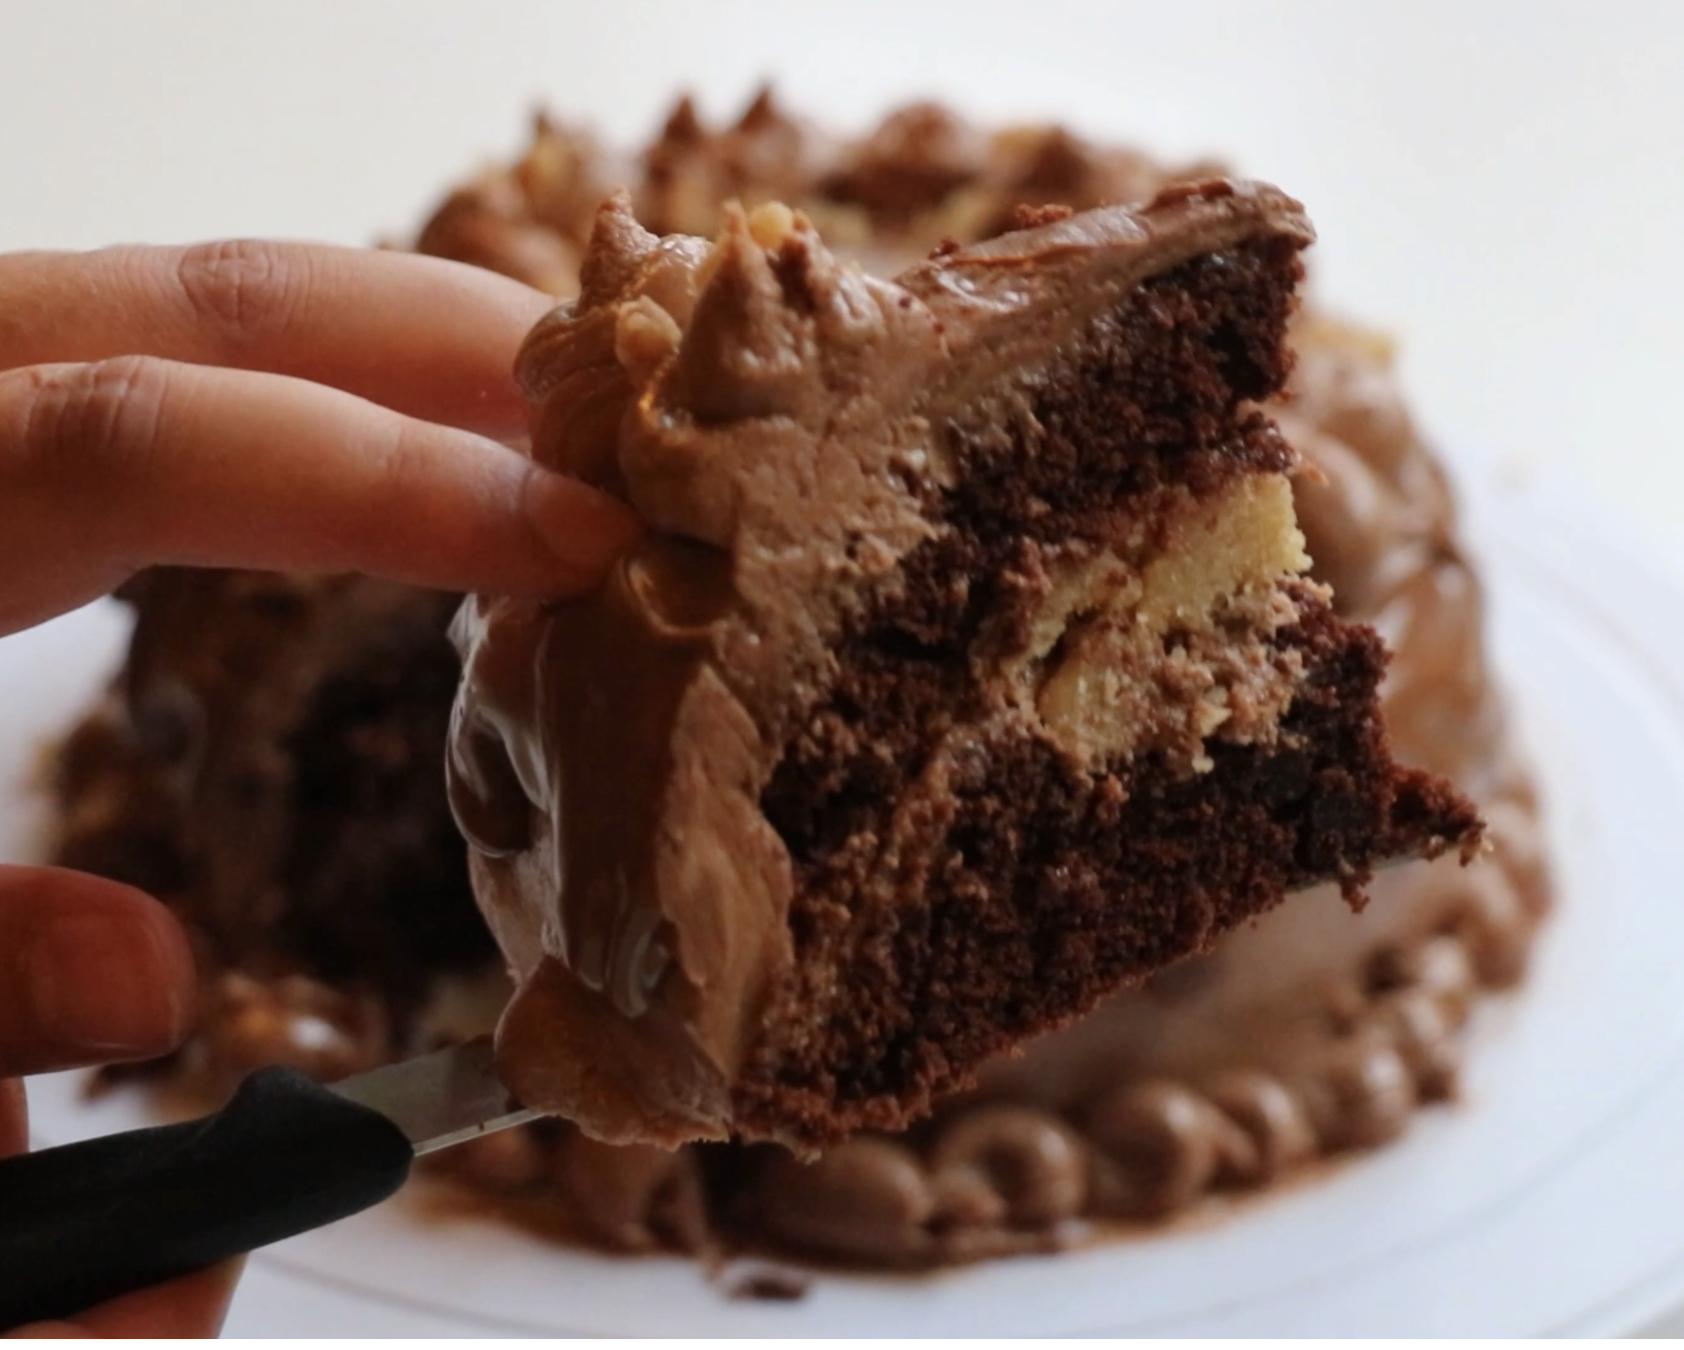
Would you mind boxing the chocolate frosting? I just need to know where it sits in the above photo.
[414,91,1221,292]
[446,181,1316,1144]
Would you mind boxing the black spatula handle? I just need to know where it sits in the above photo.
[0,1066,413,1329]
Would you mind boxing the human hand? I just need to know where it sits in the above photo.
[0,240,637,1332]
[0,864,241,1336]
[0,239,639,636]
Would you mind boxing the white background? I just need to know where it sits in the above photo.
[3,0,1681,558]
[2,0,1682,1335]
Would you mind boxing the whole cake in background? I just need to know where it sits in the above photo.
[50,91,1550,1270]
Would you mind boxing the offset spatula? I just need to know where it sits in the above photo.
[0,1037,534,1329]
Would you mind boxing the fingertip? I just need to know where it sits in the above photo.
[0,1077,25,1159]
[520,469,645,597]
[9,1257,246,1338]
[0,866,197,1072]
[0,1070,24,1158]
[317,248,556,438]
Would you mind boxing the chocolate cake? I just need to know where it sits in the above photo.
[448,184,1478,1151]
[49,93,1545,1269]
[52,570,488,1084]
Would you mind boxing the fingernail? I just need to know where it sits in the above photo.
[524,471,643,588]
[22,912,187,1053]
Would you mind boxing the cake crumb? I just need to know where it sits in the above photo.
[1009,202,1075,230]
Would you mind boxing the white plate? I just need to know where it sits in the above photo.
[7,471,1684,1336]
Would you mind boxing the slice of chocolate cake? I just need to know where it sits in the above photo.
[446,182,1481,1152]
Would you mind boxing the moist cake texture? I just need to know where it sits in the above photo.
[447,182,1479,1151]
[50,92,1542,1269]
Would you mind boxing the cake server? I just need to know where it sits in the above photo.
[0,1036,535,1329]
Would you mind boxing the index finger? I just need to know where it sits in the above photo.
[0,357,640,634]
[0,242,556,438]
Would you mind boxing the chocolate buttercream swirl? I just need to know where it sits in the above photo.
[414,90,1216,289]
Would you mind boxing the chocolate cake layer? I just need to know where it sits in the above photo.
[712,315,1549,1264]
[448,183,1480,1151]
